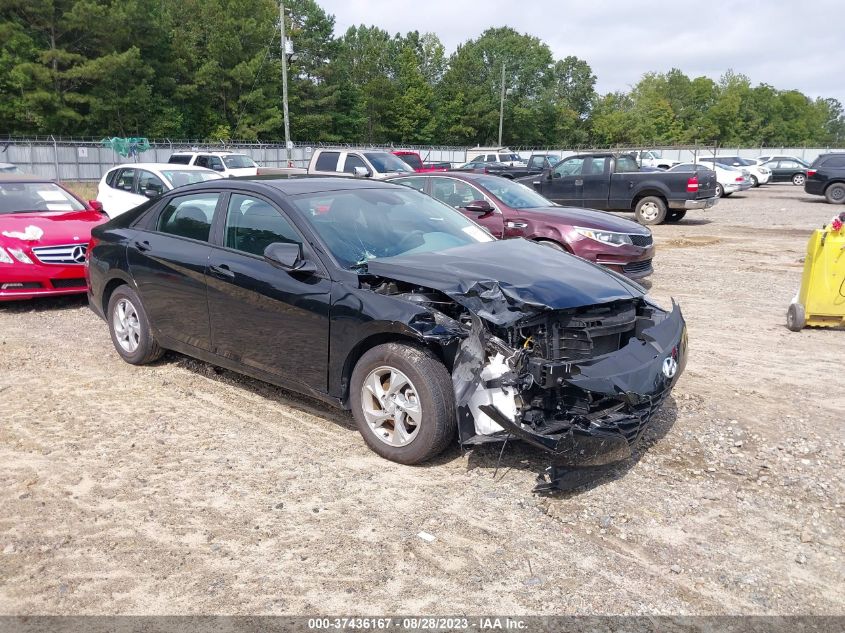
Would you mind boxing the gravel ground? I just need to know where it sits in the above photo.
[1,184,842,615]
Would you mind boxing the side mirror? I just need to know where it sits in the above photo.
[352,166,371,178]
[465,200,493,214]
[88,199,105,213]
[263,242,316,273]
[212,164,225,172]
[143,186,163,199]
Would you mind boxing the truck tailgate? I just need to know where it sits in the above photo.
[696,170,717,198]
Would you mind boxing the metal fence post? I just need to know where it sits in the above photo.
[50,135,59,180]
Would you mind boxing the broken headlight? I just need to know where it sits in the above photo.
[574,227,633,247]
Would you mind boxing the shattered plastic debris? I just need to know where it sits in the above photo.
[417,532,436,543]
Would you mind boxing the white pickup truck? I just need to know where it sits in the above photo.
[628,150,680,170]
[306,149,415,179]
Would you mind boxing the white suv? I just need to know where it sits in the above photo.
[168,151,259,178]
[465,147,526,167]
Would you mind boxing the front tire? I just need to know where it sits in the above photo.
[715,183,724,198]
[792,173,806,186]
[350,343,456,465]
[536,239,566,251]
[107,285,164,365]
[825,183,845,204]
[634,196,667,225]
[750,175,759,187]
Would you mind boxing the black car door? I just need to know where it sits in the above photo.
[581,156,611,209]
[206,192,331,391]
[127,191,222,350]
[542,156,584,205]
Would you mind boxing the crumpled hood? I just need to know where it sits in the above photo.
[365,238,643,326]
[0,210,106,247]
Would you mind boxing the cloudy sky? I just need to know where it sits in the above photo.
[320,0,845,105]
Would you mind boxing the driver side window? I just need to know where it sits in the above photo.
[224,194,300,257]
[344,154,367,174]
[554,158,584,178]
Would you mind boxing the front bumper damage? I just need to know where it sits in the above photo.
[451,301,687,492]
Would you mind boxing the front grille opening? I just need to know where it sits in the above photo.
[623,259,653,274]
[51,278,87,289]
[629,234,653,247]
[542,302,638,362]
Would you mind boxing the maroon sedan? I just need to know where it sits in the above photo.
[388,172,655,279]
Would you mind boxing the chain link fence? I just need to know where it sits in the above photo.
[1,136,843,181]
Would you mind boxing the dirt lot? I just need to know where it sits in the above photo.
[1,185,842,616]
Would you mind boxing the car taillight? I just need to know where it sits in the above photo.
[735,177,743,182]
[686,176,698,192]
[807,169,816,177]
[85,237,99,266]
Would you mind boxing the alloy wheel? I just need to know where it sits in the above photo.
[793,174,805,186]
[360,366,422,447]
[113,298,141,353]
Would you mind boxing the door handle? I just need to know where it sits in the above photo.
[134,240,151,252]
[575,179,583,186]
[209,264,235,280]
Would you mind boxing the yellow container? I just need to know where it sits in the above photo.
[787,217,845,331]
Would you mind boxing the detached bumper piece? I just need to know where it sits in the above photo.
[469,302,687,492]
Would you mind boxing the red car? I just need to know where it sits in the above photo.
[0,175,108,301]
[388,172,655,279]
[392,151,449,173]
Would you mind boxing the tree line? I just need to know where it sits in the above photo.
[2,0,843,147]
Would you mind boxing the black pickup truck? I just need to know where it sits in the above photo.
[452,153,561,179]
[520,153,718,224]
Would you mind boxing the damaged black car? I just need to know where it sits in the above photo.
[87,178,687,488]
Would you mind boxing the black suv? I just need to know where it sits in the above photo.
[805,153,845,204]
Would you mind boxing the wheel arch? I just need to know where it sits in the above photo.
[339,330,451,408]
[631,189,668,208]
[101,272,137,316]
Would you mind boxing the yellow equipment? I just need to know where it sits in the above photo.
[787,213,845,331]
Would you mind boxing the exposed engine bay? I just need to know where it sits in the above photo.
[364,271,687,491]
[361,240,687,491]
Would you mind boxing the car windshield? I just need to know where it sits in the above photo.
[222,154,256,168]
[0,182,85,214]
[363,152,414,174]
[473,175,555,209]
[290,187,493,269]
[160,170,224,188]
[396,154,423,170]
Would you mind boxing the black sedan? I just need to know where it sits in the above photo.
[759,158,810,185]
[86,178,687,489]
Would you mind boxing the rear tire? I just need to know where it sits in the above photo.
[824,183,845,204]
[107,285,164,365]
[792,173,806,186]
[715,183,724,198]
[634,196,667,225]
[350,343,456,465]
[750,175,759,187]
[666,210,687,222]
[787,303,806,332]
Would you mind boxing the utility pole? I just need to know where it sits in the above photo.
[279,1,291,156]
[498,63,506,146]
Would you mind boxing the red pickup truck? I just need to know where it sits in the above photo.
[392,151,450,173]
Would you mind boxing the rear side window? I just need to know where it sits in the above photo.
[825,155,845,168]
[114,169,136,192]
[106,169,120,187]
[168,154,192,165]
[315,151,340,172]
[614,156,639,173]
[156,193,219,242]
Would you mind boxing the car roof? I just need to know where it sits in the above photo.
[108,162,217,171]
[175,176,407,197]
[0,174,54,183]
